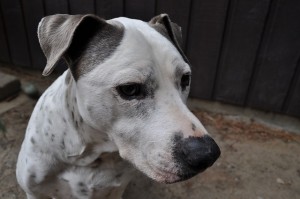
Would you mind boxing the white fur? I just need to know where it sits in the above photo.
[16,16,208,199]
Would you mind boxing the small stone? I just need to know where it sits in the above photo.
[276,178,285,184]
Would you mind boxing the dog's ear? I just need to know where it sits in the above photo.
[149,14,189,64]
[38,14,120,77]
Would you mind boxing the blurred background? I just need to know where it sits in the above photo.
[0,0,300,199]
[0,0,299,117]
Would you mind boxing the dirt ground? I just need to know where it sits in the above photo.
[0,66,300,199]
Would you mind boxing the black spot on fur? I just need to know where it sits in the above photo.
[78,182,84,187]
[71,111,75,120]
[62,117,67,123]
[30,174,36,179]
[191,123,196,131]
[30,137,35,144]
[48,118,52,125]
[145,75,158,99]
[80,188,88,196]
[87,106,92,112]
[61,140,65,149]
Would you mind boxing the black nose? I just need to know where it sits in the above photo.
[174,135,221,172]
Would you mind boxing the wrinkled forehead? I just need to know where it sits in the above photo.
[85,17,190,84]
[111,17,189,73]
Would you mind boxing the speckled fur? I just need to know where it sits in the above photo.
[16,14,212,199]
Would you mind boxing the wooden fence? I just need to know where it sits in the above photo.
[0,0,299,118]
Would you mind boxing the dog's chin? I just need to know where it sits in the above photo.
[149,168,207,184]
[150,172,181,184]
[140,165,180,184]
[144,167,202,184]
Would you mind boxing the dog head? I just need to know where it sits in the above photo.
[38,14,220,183]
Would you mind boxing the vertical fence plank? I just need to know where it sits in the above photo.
[0,0,31,67]
[96,0,123,19]
[156,0,191,51]
[44,0,69,15]
[124,0,155,20]
[283,58,300,117]
[187,0,229,99]
[22,0,46,69]
[0,0,299,118]
[214,0,271,105]
[69,0,94,14]
[247,0,300,112]
[0,7,10,63]
[286,78,300,117]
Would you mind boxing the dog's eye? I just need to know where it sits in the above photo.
[117,84,142,99]
[181,74,191,90]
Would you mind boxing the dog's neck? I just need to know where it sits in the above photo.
[58,70,119,166]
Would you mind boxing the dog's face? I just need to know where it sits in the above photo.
[38,14,220,183]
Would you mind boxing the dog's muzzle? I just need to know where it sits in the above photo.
[173,135,221,181]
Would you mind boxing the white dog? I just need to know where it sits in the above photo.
[16,14,221,199]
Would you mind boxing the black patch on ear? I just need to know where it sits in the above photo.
[65,19,124,80]
[39,14,124,78]
[30,137,36,144]
[191,123,196,131]
[149,14,190,65]
[64,17,102,79]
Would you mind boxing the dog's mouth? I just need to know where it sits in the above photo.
[146,161,202,184]
[148,165,181,183]
[147,165,207,184]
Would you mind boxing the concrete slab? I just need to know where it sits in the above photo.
[0,72,21,101]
